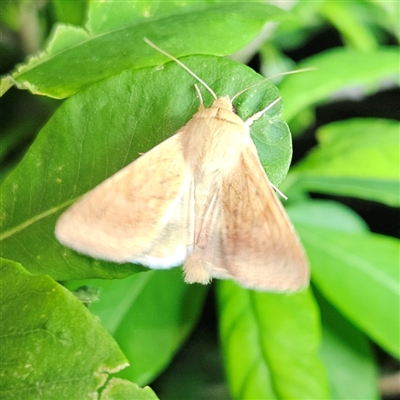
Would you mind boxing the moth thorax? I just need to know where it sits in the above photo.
[210,96,233,112]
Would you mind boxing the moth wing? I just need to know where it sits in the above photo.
[55,132,195,268]
[205,145,309,291]
[183,190,229,285]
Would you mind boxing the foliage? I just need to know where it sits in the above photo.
[1,1,398,399]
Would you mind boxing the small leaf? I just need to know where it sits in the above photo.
[0,258,128,399]
[291,118,400,206]
[217,282,329,399]
[279,47,399,122]
[320,2,379,51]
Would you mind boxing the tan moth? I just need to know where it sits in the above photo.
[55,38,309,292]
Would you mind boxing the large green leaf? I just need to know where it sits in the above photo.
[1,2,285,98]
[65,269,207,386]
[279,47,399,122]
[0,56,290,280]
[289,200,400,358]
[289,118,400,206]
[217,282,329,399]
[317,291,379,399]
[0,258,128,400]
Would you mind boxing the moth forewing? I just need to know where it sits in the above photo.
[220,144,309,291]
[55,39,309,292]
[55,132,194,267]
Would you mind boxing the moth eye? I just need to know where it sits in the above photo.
[232,104,238,114]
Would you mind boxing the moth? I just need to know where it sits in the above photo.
[55,38,309,292]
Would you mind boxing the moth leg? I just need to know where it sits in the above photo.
[245,96,281,127]
[269,182,287,200]
[194,84,204,106]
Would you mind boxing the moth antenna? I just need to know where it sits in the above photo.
[144,37,218,101]
[245,96,281,127]
[231,67,316,103]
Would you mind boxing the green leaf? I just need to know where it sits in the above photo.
[2,2,285,98]
[50,0,88,26]
[100,379,159,400]
[149,326,229,399]
[320,2,379,51]
[317,291,379,400]
[289,201,400,358]
[290,118,400,206]
[381,1,400,40]
[286,199,369,233]
[65,269,207,385]
[0,56,289,280]
[270,1,326,53]
[217,282,329,399]
[0,258,128,400]
[279,47,399,122]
